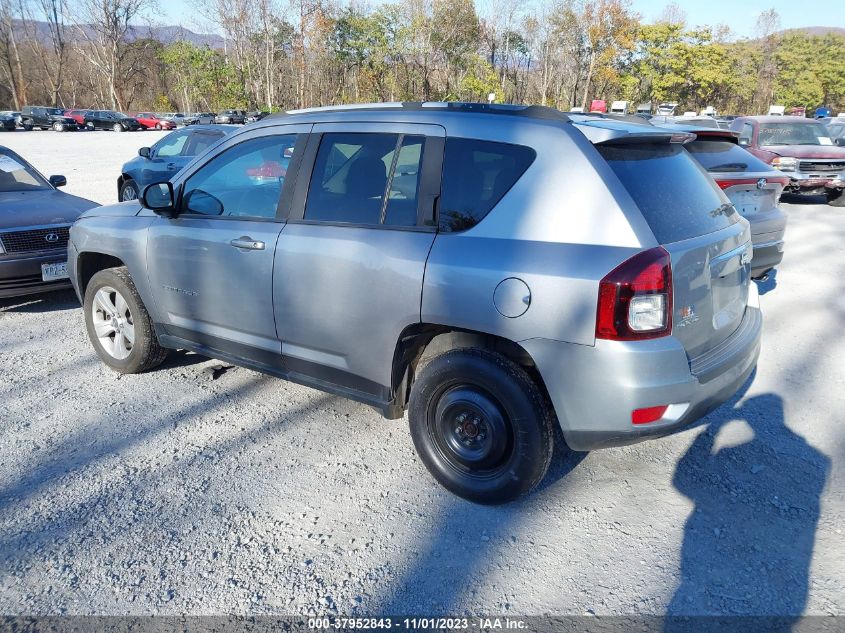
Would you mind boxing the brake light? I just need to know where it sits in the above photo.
[715,177,791,190]
[632,405,669,425]
[596,247,672,341]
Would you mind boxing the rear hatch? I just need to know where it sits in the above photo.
[686,138,786,221]
[595,141,752,359]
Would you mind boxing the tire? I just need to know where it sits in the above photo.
[155,123,161,130]
[827,189,845,207]
[52,121,63,132]
[23,123,33,131]
[408,348,555,504]
[83,267,168,374]
[119,179,140,202]
[113,123,123,132]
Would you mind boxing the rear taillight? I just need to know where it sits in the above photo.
[596,247,673,341]
[715,177,791,190]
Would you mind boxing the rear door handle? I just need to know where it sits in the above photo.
[230,237,265,250]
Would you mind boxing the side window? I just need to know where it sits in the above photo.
[183,131,225,157]
[739,123,753,145]
[155,132,189,157]
[181,134,298,219]
[304,132,425,227]
[439,138,536,232]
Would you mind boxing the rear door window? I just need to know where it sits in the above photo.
[686,140,774,173]
[439,138,535,232]
[598,143,739,244]
[304,132,425,227]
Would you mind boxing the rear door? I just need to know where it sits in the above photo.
[273,122,444,398]
[598,142,753,359]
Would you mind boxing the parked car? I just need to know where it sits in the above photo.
[0,110,23,128]
[69,103,762,504]
[0,146,97,297]
[132,112,176,130]
[672,126,788,280]
[731,116,845,206]
[0,112,15,131]
[117,125,235,201]
[158,112,187,126]
[84,110,142,132]
[183,112,216,125]
[65,109,90,126]
[21,105,78,131]
[215,109,246,124]
[246,111,270,123]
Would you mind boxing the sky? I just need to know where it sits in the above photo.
[158,0,845,40]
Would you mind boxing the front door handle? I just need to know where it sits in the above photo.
[230,237,265,251]
[166,162,177,170]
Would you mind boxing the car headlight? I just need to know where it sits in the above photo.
[772,156,797,171]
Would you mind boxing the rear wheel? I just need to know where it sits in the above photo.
[154,123,161,130]
[84,267,168,373]
[119,179,139,202]
[827,189,845,207]
[409,348,555,504]
[52,121,63,132]
[113,123,123,132]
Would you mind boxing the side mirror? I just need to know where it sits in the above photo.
[49,175,67,188]
[738,138,750,147]
[138,146,151,158]
[141,182,176,216]
[835,137,845,147]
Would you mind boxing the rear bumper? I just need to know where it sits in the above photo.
[750,239,784,277]
[0,251,71,298]
[522,285,762,451]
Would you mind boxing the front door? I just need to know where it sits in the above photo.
[146,130,306,358]
[274,122,444,400]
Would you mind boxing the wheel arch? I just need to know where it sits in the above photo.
[389,323,553,419]
[76,251,127,297]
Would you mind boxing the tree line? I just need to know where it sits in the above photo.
[2,0,844,115]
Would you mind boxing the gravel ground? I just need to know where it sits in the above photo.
[0,130,844,617]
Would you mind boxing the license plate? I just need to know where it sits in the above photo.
[41,261,68,282]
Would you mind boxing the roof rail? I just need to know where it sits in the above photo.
[267,101,570,123]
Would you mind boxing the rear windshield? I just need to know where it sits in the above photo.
[686,140,774,173]
[598,143,738,244]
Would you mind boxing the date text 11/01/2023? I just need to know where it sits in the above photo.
[308,617,528,630]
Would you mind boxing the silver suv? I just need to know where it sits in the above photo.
[68,103,762,504]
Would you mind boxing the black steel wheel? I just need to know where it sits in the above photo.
[409,348,555,504]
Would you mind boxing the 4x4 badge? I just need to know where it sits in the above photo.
[677,305,699,327]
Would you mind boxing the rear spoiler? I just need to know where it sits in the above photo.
[571,117,695,145]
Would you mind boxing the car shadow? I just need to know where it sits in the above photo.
[780,193,827,206]
[0,288,79,313]
[666,392,829,626]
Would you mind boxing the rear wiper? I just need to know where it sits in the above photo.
[709,163,747,171]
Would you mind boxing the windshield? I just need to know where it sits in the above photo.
[0,150,49,192]
[758,122,833,146]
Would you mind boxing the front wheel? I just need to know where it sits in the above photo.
[113,123,123,132]
[52,121,63,132]
[119,179,139,202]
[409,348,555,504]
[84,267,168,373]
[827,189,845,207]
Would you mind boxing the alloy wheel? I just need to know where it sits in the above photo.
[91,286,135,360]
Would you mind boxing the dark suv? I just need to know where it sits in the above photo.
[68,103,761,504]
[21,106,79,131]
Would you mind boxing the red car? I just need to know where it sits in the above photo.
[64,109,89,126]
[731,115,845,206]
[132,112,176,130]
